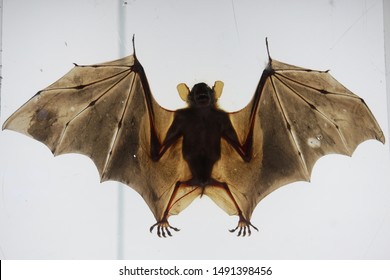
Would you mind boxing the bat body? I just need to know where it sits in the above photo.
[3,40,385,237]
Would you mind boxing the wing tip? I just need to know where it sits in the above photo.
[2,121,8,131]
[377,132,386,144]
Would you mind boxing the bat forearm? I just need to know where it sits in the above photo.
[224,131,253,163]
[150,130,180,162]
[232,141,252,162]
[151,116,183,161]
[150,134,162,161]
[151,144,169,161]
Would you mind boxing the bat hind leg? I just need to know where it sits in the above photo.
[149,181,184,238]
[210,179,259,237]
[149,179,259,237]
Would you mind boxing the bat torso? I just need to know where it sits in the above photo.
[171,107,233,186]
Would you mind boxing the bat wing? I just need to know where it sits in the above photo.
[212,58,385,221]
[2,54,188,222]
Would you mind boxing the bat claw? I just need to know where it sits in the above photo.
[229,216,258,237]
[150,220,180,238]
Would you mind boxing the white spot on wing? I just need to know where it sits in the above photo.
[307,135,323,148]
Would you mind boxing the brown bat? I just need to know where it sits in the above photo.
[3,38,385,237]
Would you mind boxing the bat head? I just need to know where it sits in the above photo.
[177,81,224,108]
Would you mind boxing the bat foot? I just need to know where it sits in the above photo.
[229,216,259,237]
[150,220,180,238]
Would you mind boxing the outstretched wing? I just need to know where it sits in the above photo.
[2,54,187,221]
[213,57,385,220]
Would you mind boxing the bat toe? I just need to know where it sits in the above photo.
[229,216,258,237]
[150,220,180,238]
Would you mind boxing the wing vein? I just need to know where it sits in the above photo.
[46,67,130,91]
[274,73,351,154]
[270,76,310,179]
[54,69,133,154]
[101,73,137,178]
[276,72,360,98]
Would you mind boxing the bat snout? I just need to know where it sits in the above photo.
[189,82,215,107]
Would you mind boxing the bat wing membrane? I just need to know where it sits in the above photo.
[214,58,385,220]
[3,55,188,221]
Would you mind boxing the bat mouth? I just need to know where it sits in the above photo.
[195,93,211,105]
[197,94,209,101]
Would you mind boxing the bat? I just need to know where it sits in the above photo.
[3,38,385,237]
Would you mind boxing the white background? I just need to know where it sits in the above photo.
[0,0,389,259]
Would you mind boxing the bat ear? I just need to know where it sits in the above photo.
[213,80,224,100]
[177,83,190,102]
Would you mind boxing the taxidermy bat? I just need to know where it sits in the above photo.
[3,38,385,237]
